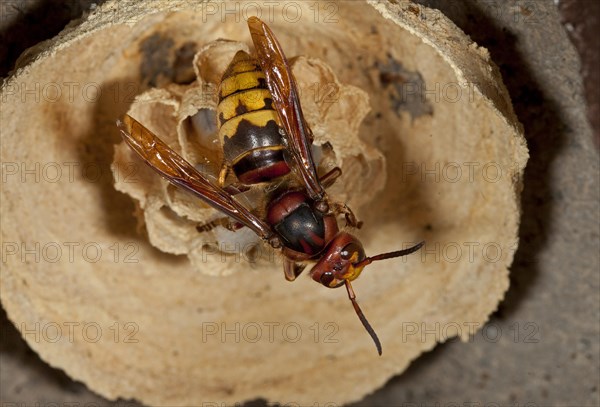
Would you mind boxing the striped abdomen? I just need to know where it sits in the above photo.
[217,50,290,184]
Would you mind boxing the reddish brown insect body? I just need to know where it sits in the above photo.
[118,17,423,355]
[267,190,339,259]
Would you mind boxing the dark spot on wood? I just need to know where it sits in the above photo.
[380,72,407,85]
[173,41,198,84]
[376,55,433,119]
[139,33,175,87]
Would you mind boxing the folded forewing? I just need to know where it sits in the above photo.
[247,16,325,201]
[118,114,273,240]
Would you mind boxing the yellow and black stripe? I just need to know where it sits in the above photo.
[217,51,290,184]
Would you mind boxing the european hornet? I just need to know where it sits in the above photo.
[118,16,423,354]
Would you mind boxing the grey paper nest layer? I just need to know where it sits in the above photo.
[0,1,528,405]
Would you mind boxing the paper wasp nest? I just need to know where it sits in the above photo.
[111,40,383,275]
[0,1,528,406]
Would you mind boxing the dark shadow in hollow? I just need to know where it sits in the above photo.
[0,0,108,78]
